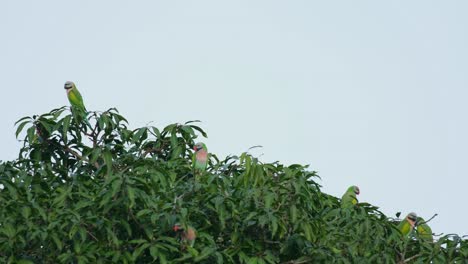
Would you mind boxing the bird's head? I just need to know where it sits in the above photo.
[173,223,184,232]
[347,185,359,195]
[407,212,418,222]
[193,142,206,152]
[415,217,425,226]
[64,81,75,90]
[353,185,360,195]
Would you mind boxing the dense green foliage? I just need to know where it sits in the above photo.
[1,107,467,263]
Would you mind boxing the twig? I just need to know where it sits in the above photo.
[87,115,99,148]
[86,228,98,241]
[280,258,312,264]
[172,193,186,211]
[397,252,405,264]
[264,239,281,245]
[64,145,84,160]
[424,213,438,224]
[404,253,422,263]
[63,145,99,169]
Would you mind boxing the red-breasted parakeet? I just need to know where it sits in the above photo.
[341,185,360,209]
[64,81,89,126]
[64,81,86,113]
[398,212,417,237]
[173,224,196,248]
[193,142,208,174]
[416,217,433,241]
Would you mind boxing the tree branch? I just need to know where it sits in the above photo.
[63,145,99,169]
[404,253,421,263]
[280,258,312,264]
[424,213,438,224]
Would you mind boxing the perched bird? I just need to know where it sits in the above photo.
[398,212,418,237]
[64,81,87,113]
[416,217,433,242]
[173,224,196,247]
[64,81,90,127]
[193,142,208,174]
[341,185,360,209]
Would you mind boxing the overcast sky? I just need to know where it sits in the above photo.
[1,1,467,236]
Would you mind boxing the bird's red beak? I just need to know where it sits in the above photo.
[173,225,180,231]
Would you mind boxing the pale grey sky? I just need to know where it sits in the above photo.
[1,1,467,235]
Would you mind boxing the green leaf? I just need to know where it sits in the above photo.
[15,120,30,138]
[136,209,152,218]
[150,245,159,259]
[127,186,136,208]
[111,178,123,197]
[184,120,201,124]
[103,149,113,173]
[17,260,34,264]
[3,182,18,200]
[151,126,161,138]
[132,243,150,261]
[244,212,257,223]
[113,112,128,124]
[271,217,278,237]
[302,223,313,242]
[290,205,298,223]
[189,125,207,138]
[21,206,31,219]
[51,233,63,250]
[38,119,54,134]
[62,115,72,140]
[193,247,215,262]
[1,223,16,238]
[133,127,147,143]
[14,116,32,126]
[26,126,36,142]
[181,125,195,137]
[170,130,178,149]
[32,202,47,221]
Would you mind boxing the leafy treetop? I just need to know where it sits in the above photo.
[0,106,467,263]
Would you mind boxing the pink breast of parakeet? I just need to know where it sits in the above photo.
[196,150,208,163]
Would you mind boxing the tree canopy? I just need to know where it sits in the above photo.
[0,106,467,263]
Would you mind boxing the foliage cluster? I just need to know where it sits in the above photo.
[0,107,467,263]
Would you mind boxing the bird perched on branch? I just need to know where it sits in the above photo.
[341,185,360,209]
[416,217,433,242]
[398,212,417,237]
[64,81,90,127]
[193,142,208,175]
[173,224,196,248]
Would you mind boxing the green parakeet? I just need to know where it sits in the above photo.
[416,217,433,241]
[64,81,90,126]
[341,185,360,209]
[64,81,86,113]
[173,224,196,248]
[193,142,208,174]
[398,212,417,237]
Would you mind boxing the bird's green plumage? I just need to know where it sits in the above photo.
[341,185,359,209]
[398,212,417,237]
[398,220,412,237]
[68,87,86,113]
[65,81,90,127]
[416,217,433,241]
